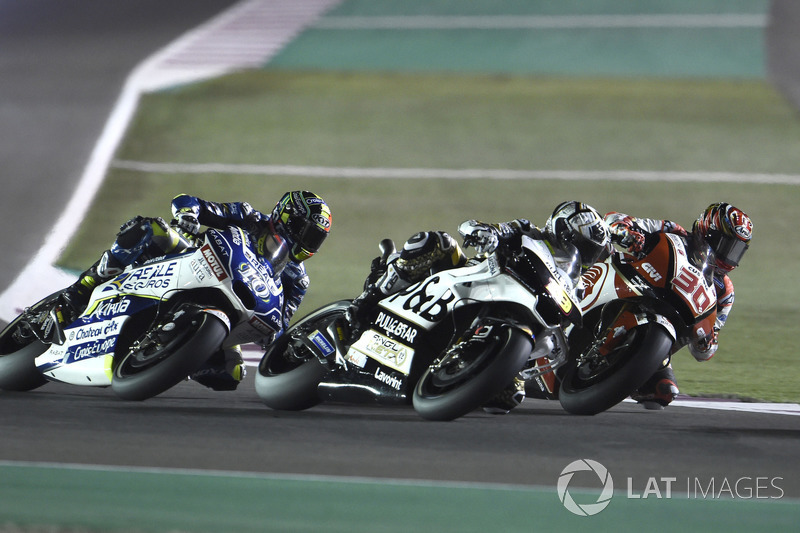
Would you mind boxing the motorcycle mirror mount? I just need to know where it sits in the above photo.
[379,238,396,262]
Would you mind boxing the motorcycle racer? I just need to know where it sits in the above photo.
[605,202,752,409]
[62,191,332,391]
[346,201,612,414]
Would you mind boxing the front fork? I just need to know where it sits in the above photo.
[586,303,676,363]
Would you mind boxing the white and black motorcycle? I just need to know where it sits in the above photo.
[255,237,583,421]
[0,225,286,400]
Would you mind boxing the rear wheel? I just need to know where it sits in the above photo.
[255,301,349,411]
[412,324,532,421]
[112,312,227,401]
[558,323,673,415]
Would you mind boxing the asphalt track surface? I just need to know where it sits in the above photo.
[1,1,799,529]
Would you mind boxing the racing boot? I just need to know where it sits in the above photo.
[482,377,526,415]
[630,365,679,410]
[345,231,466,341]
[344,259,406,342]
[190,346,246,391]
[62,250,125,316]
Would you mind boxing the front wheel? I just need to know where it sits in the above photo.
[412,324,532,421]
[558,323,673,415]
[255,301,349,411]
[112,312,227,401]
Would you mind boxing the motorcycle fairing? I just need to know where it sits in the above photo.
[205,227,284,345]
[33,227,285,386]
[323,237,580,404]
[580,233,717,348]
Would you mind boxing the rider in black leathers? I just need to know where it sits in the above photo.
[347,201,612,414]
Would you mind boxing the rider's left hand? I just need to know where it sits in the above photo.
[174,210,200,236]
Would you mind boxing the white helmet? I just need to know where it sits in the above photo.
[544,201,611,270]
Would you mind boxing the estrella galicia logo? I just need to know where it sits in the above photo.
[557,459,614,516]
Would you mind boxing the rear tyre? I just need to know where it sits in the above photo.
[112,313,227,401]
[558,323,672,415]
[255,301,349,411]
[412,325,532,421]
[0,293,63,391]
[0,341,49,392]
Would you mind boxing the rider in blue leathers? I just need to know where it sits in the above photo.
[63,191,332,390]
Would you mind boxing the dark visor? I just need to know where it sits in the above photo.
[707,231,748,267]
[288,217,328,253]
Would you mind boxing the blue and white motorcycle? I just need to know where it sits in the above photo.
[0,226,285,400]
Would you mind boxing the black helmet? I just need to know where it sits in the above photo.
[270,191,332,262]
[544,201,611,271]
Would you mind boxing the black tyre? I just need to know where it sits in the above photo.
[111,312,227,401]
[558,323,673,415]
[0,341,49,392]
[412,325,532,421]
[0,293,62,391]
[255,301,349,411]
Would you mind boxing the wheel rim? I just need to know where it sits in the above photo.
[571,329,641,388]
[423,335,499,395]
[117,317,198,376]
[260,307,344,376]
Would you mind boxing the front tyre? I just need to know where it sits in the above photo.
[413,325,532,421]
[112,313,227,401]
[558,323,673,415]
[255,301,349,411]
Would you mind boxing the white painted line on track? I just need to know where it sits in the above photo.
[670,399,800,416]
[314,14,767,30]
[110,160,800,185]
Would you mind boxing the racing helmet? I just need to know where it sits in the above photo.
[693,202,752,274]
[269,191,332,262]
[545,201,611,271]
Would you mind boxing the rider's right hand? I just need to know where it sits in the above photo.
[173,210,200,236]
[608,221,645,253]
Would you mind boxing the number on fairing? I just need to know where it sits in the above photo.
[672,267,713,315]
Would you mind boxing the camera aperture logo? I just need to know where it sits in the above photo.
[557,459,614,516]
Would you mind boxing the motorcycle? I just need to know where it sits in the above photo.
[0,225,286,400]
[254,236,584,421]
[550,232,718,415]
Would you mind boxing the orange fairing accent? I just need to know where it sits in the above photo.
[580,263,610,312]
[598,309,640,356]
[692,312,718,344]
[533,357,557,394]
[630,236,672,289]
[613,273,639,298]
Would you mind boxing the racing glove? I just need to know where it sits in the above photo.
[173,209,200,236]
[458,220,499,255]
[608,219,645,254]
[689,326,719,361]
